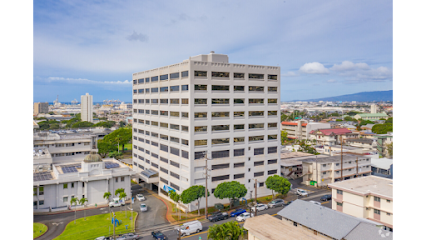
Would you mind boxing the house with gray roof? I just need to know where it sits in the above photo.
[277,200,392,239]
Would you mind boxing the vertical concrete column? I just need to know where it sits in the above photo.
[56,183,60,208]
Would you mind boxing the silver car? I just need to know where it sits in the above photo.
[117,233,140,240]
[140,203,147,212]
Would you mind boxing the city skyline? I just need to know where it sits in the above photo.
[34,0,392,102]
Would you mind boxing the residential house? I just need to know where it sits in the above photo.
[277,199,392,240]
[345,138,377,150]
[328,176,393,231]
[280,151,328,179]
[370,157,393,179]
[309,128,357,146]
[281,121,330,140]
[361,124,376,131]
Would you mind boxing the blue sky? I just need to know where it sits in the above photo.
[33,0,393,102]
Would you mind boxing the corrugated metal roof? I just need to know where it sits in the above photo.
[345,222,393,240]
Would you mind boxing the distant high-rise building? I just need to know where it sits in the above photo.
[81,93,93,122]
[371,104,377,114]
[34,102,49,115]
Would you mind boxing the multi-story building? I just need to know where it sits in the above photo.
[370,104,377,114]
[34,102,49,115]
[132,52,281,211]
[328,176,393,231]
[81,93,93,122]
[309,128,357,146]
[33,132,97,164]
[301,154,372,186]
[281,121,330,140]
[353,113,388,120]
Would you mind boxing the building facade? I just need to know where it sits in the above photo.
[354,113,388,120]
[131,52,281,211]
[81,93,93,122]
[34,102,49,115]
[281,121,330,140]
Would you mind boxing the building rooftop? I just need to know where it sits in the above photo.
[281,121,307,127]
[328,175,393,199]
[310,128,353,135]
[356,113,388,117]
[346,138,374,144]
[280,151,329,166]
[371,158,393,170]
[243,214,323,240]
[301,154,370,163]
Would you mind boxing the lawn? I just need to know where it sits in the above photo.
[33,222,47,239]
[123,143,132,151]
[54,211,137,240]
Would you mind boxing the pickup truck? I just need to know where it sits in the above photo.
[208,212,229,222]
[109,198,125,208]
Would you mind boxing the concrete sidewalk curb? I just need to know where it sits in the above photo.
[33,200,132,216]
[34,223,49,239]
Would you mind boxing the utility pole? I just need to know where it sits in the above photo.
[356,156,358,177]
[254,179,258,217]
[340,135,343,181]
[113,212,116,240]
[316,155,319,188]
[204,151,210,219]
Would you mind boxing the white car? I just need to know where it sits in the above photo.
[140,203,147,212]
[109,198,125,208]
[236,212,254,222]
[296,189,309,197]
[251,203,268,212]
[136,194,145,201]
[309,201,322,206]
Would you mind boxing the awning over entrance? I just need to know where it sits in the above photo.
[137,169,159,183]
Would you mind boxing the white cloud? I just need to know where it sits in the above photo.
[47,77,131,85]
[299,62,329,74]
[282,71,297,77]
[327,79,337,83]
[126,31,148,42]
[330,61,370,71]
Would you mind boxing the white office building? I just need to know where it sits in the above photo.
[132,52,281,211]
[81,93,93,122]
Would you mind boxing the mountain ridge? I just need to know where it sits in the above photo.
[291,90,393,102]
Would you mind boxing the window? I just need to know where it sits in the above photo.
[234,111,244,117]
[374,197,381,202]
[159,87,168,93]
[212,125,229,131]
[39,186,44,195]
[181,150,189,159]
[234,99,244,104]
[182,139,189,145]
[212,99,229,104]
[195,99,207,104]
[182,99,189,104]
[268,74,278,80]
[268,159,278,164]
[336,163,340,166]
[211,113,230,119]
[145,88,150,93]
[249,123,264,129]
[322,164,326,167]
[249,99,264,104]
[151,87,159,93]
[195,112,207,118]
[249,74,264,79]
[337,202,343,206]
[170,72,179,79]
[249,86,264,92]
[145,99,150,103]
[259,182,264,187]
[160,144,168,152]
[234,174,244,179]
[170,99,179,104]
[268,135,278,140]
[195,71,207,77]
[254,148,264,155]
[268,146,278,153]
[254,172,264,177]
[182,126,188,132]
[212,150,230,159]
[234,72,245,78]
[195,85,207,91]
[234,149,244,156]
[268,111,278,116]
[234,137,245,143]
[170,182,180,191]
[212,175,230,182]
[212,85,229,91]
[195,126,207,132]
[170,160,179,168]
[212,138,229,145]
[170,171,180,179]
[121,177,125,182]
[169,85,179,92]
[374,209,381,215]
[160,122,168,128]
[139,99,144,103]
[249,111,264,117]
[39,200,44,206]
[249,136,264,141]
[133,79,137,84]
[170,111,179,117]
[195,152,205,160]
[160,111,168,116]
[337,190,343,195]
[151,110,159,115]
[71,183,74,188]
[268,123,277,128]
[212,164,230,170]
[63,183,68,189]
[234,86,244,91]
[212,72,229,78]
[160,167,168,174]
[138,89,144,93]
[268,170,278,175]
[268,99,278,104]
[160,74,168,81]
[151,162,158,168]
[160,99,168,104]
[234,162,245,168]
[34,201,37,206]
[387,199,391,203]
[145,77,150,83]
[182,85,189,91]
[33,188,37,196]
[254,161,264,166]
[170,124,179,131]
[151,121,158,126]
[168,136,178,143]
[194,140,207,146]
[133,89,137,94]
[151,76,159,82]
[181,71,188,78]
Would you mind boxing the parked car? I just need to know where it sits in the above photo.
[236,212,254,222]
[140,203,147,212]
[136,194,145,201]
[151,231,167,240]
[208,212,229,222]
[95,237,111,240]
[109,198,125,208]
[296,189,309,197]
[230,208,246,217]
[309,201,322,206]
[268,199,285,208]
[176,220,203,236]
[320,194,332,201]
[116,233,140,240]
[251,203,268,212]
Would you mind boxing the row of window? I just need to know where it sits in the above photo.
[159,177,181,191]
[194,71,278,80]
[52,142,90,147]
[134,111,278,119]
[133,145,189,159]
[211,159,277,171]
[194,123,277,132]
[194,136,278,146]
[133,98,277,106]
[211,170,278,182]
[193,85,277,92]
[133,120,189,132]
[53,151,90,157]
[133,85,189,94]
[133,130,189,146]
[132,98,189,105]
[194,147,278,159]
[133,71,189,85]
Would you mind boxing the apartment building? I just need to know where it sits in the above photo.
[81,93,93,122]
[281,121,330,140]
[301,154,372,186]
[354,113,388,120]
[280,151,328,179]
[132,52,281,211]
[34,102,49,115]
[33,152,135,211]
[328,176,393,231]
[33,132,97,164]
[309,128,357,146]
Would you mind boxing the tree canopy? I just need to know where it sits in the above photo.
[181,185,209,215]
[93,121,116,128]
[214,181,247,208]
[372,123,393,134]
[207,221,244,240]
[37,120,60,130]
[97,139,116,158]
[281,130,288,145]
[385,117,393,124]
[265,175,292,198]
[71,121,94,128]
[103,127,132,152]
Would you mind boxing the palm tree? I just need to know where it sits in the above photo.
[208,221,244,240]
[79,197,88,221]
[115,188,124,197]
[119,192,127,217]
[103,192,112,219]
[70,197,79,224]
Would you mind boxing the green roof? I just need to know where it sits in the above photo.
[356,113,388,117]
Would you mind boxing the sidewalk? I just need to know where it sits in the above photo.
[33,200,132,216]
